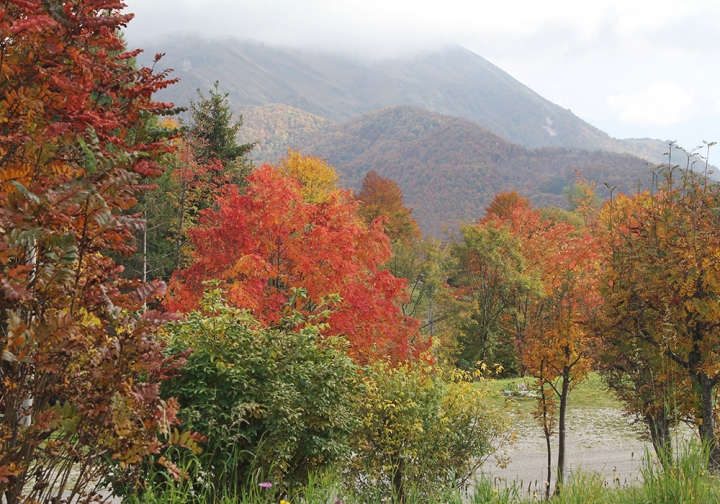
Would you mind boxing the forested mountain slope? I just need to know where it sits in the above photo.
[292,106,651,235]
[139,34,667,161]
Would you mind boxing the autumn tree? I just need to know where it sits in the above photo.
[0,2,192,502]
[356,170,421,244]
[519,214,598,495]
[166,165,427,364]
[447,192,599,495]
[500,203,599,495]
[596,144,720,467]
[594,190,684,462]
[279,149,340,203]
[448,223,538,373]
[482,190,530,221]
[354,170,444,345]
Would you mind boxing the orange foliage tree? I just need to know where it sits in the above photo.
[167,165,427,364]
[356,170,421,244]
[0,1,193,502]
[596,148,720,467]
[482,190,530,221]
[594,190,686,462]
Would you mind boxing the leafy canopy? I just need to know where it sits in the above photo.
[595,151,720,466]
[356,170,421,244]
[167,165,428,364]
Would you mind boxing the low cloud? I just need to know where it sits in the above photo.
[606,82,694,127]
[124,0,719,146]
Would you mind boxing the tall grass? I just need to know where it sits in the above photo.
[536,440,720,504]
[627,441,719,504]
[121,440,720,503]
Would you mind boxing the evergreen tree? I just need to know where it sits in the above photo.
[189,80,255,181]
[117,82,257,282]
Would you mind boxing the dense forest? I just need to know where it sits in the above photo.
[2,2,720,504]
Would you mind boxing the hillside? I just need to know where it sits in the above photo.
[238,104,332,162]
[138,34,667,162]
[289,106,652,235]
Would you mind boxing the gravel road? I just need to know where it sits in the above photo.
[484,408,652,497]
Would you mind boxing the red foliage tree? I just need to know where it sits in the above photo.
[167,166,427,364]
[0,2,191,501]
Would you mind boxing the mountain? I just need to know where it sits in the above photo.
[138,34,667,163]
[288,106,651,235]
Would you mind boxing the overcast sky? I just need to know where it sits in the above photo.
[124,0,720,151]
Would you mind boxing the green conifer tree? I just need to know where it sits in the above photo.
[189,81,255,183]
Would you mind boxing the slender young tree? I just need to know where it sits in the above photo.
[490,202,599,495]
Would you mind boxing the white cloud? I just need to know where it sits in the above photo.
[123,0,720,146]
[124,0,714,57]
[606,83,694,127]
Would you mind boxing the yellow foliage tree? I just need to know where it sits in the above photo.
[278,149,340,203]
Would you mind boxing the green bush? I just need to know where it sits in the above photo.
[348,363,509,501]
[160,289,360,490]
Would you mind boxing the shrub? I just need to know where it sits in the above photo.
[160,288,360,491]
[348,363,509,501]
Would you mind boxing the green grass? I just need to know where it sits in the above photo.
[483,372,623,416]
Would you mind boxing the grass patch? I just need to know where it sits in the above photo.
[484,372,623,416]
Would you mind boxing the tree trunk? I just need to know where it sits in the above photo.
[392,456,404,503]
[538,380,553,500]
[544,425,552,500]
[554,369,570,496]
[698,373,720,470]
[646,411,672,466]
